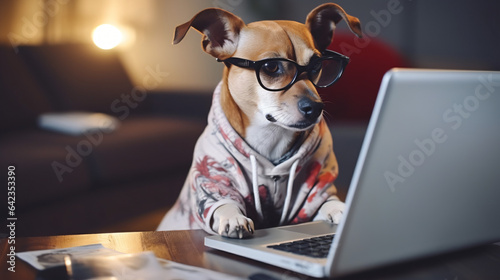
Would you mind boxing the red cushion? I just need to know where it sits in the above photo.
[319,32,408,122]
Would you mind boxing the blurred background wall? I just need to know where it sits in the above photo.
[1,0,499,93]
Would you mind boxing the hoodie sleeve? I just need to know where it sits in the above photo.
[187,152,249,233]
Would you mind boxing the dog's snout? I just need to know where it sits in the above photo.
[298,97,324,121]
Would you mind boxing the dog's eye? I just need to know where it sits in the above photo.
[262,61,280,74]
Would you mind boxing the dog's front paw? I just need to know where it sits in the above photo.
[314,198,345,224]
[212,204,255,239]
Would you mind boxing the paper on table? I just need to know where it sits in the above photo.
[17,244,120,270]
[18,244,245,280]
[68,251,246,280]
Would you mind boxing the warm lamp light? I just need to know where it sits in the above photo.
[92,24,122,50]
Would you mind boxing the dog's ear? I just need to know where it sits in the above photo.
[173,8,245,59]
[306,3,363,51]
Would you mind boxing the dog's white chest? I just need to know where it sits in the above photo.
[245,123,296,163]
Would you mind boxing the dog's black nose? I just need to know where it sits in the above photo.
[298,97,324,121]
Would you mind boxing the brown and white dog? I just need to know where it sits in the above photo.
[158,3,362,238]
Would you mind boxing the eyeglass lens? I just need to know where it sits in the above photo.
[258,58,343,91]
[259,60,296,90]
[310,59,343,87]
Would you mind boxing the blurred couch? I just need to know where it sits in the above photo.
[0,44,210,237]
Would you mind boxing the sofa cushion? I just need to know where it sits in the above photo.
[0,115,205,210]
[87,115,206,186]
[0,46,53,132]
[18,44,135,114]
[0,129,93,209]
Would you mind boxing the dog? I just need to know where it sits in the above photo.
[158,3,362,238]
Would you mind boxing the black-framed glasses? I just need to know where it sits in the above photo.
[217,50,349,91]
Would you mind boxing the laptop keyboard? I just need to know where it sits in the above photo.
[267,234,334,258]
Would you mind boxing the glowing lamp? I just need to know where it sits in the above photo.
[92,24,123,50]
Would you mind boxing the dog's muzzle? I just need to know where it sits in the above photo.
[265,97,324,129]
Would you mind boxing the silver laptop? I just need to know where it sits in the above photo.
[205,68,500,278]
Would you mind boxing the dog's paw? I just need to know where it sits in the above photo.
[314,198,345,224]
[212,204,255,239]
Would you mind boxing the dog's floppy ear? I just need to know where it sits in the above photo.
[173,8,245,59]
[306,3,363,51]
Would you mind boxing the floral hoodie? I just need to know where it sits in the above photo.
[157,82,339,234]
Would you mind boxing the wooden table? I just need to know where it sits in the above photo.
[2,230,500,280]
